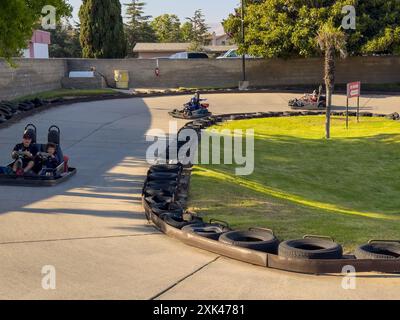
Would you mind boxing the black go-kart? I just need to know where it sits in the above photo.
[289,86,327,110]
[169,93,212,119]
[0,124,77,186]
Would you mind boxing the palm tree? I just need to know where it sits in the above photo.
[317,22,347,139]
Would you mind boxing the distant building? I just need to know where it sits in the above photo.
[133,42,237,59]
[22,30,51,59]
[210,32,232,46]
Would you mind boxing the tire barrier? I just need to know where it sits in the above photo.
[219,228,279,254]
[278,236,343,260]
[0,99,49,124]
[142,110,400,275]
[182,220,231,240]
[355,241,400,260]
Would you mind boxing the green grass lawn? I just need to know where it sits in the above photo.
[188,116,400,252]
[14,88,118,102]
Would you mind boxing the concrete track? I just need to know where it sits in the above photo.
[0,92,399,299]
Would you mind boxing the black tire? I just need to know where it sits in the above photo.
[162,212,202,229]
[182,222,230,240]
[278,238,343,260]
[148,197,182,212]
[148,172,179,181]
[18,102,34,111]
[0,106,13,119]
[151,206,183,217]
[219,229,279,253]
[145,180,178,189]
[388,112,400,120]
[144,186,177,197]
[1,102,19,113]
[148,164,182,174]
[355,242,400,260]
[32,98,44,108]
[145,195,173,207]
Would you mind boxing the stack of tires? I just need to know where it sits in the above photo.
[142,163,202,228]
[0,98,53,124]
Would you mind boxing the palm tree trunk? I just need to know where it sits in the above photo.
[325,46,335,139]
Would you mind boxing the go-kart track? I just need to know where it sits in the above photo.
[0,92,399,300]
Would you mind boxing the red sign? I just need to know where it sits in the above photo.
[347,81,361,98]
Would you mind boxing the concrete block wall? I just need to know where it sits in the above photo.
[66,58,243,88]
[67,56,400,89]
[61,76,106,90]
[1,56,400,101]
[0,58,66,100]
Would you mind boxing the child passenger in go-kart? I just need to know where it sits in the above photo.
[11,132,38,176]
[38,143,61,176]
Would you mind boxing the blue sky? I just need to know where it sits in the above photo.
[68,0,239,32]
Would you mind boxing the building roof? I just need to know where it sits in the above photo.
[31,30,51,44]
[133,43,237,53]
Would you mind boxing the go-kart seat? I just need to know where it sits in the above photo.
[35,126,66,175]
[48,125,60,145]
[47,125,64,167]
[24,124,37,144]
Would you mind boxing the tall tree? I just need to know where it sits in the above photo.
[185,9,209,50]
[151,14,182,42]
[49,21,82,58]
[0,0,71,63]
[223,0,400,58]
[180,22,194,42]
[124,0,156,55]
[317,22,347,139]
[79,0,126,58]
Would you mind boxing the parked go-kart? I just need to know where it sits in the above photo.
[289,86,326,110]
[0,124,77,186]
[169,92,212,119]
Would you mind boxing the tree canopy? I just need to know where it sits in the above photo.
[185,9,210,50]
[151,14,182,42]
[79,0,126,58]
[124,0,156,55]
[0,0,71,62]
[223,0,400,58]
[49,22,82,58]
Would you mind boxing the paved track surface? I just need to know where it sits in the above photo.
[0,93,399,299]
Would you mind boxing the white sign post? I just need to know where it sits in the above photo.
[346,81,361,128]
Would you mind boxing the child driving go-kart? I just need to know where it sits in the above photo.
[169,92,212,119]
[288,86,326,110]
[11,132,38,176]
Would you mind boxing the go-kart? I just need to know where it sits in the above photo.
[169,93,212,119]
[289,87,326,110]
[0,124,77,186]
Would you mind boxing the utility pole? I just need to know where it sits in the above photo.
[241,0,246,82]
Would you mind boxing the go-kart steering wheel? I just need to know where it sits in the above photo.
[37,152,52,160]
[12,151,27,159]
